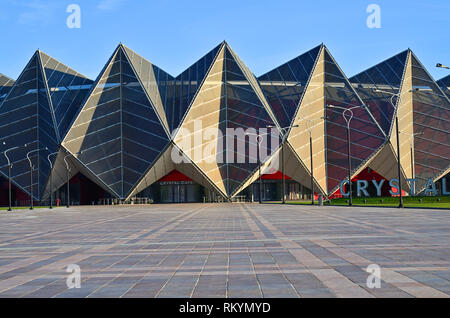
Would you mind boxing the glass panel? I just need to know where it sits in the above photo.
[410,56,450,191]
[349,50,408,135]
[437,75,450,98]
[63,46,171,198]
[223,46,280,195]
[167,43,222,132]
[0,54,60,200]
[257,45,321,128]
[325,49,385,194]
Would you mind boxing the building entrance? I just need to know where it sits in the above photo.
[160,183,200,203]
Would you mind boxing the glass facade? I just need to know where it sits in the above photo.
[437,75,450,98]
[1,43,448,204]
[39,52,94,138]
[0,74,15,105]
[167,43,222,133]
[0,51,92,200]
[62,45,171,198]
[173,43,280,198]
[350,51,408,135]
[410,55,450,192]
[258,45,321,129]
[323,49,386,194]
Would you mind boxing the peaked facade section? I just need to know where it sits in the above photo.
[121,45,172,132]
[166,43,223,133]
[350,50,409,134]
[62,45,171,199]
[258,45,322,129]
[0,73,15,106]
[408,53,450,193]
[174,43,227,196]
[0,52,60,200]
[173,42,280,198]
[323,48,386,194]
[224,45,281,196]
[387,51,414,183]
[365,50,450,194]
[39,52,94,139]
[286,45,327,194]
[236,45,387,197]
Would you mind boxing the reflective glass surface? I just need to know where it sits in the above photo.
[0,53,59,200]
[324,49,386,193]
[0,74,15,106]
[258,45,321,129]
[63,46,170,198]
[39,52,94,139]
[166,43,222,132]
[410,55,450,191]
[350,51,408,134]
[223,46,279,195]
[437,75,450,98]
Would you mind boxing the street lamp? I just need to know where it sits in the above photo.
[304,118,325,206]
[26,145,48,210]
[2,142,22,211]
[245,132,265,204]
[327,104,362,206]
[266,125,299,204]
[47,152,59,209]
[373,89,405,208]
[436,63,450,70]
[63,150,82,208]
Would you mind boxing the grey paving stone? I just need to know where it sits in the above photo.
[0,204,448,298]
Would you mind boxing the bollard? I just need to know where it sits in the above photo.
[318,194,323,206]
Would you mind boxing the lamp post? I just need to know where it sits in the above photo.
[373,89,406,208]
[26,145,48,210]
[63,151,82,208]
[400,131,422,195]
[327,105,362,206]
[47,152,58,209]
[266,125,299,204]
[245,132,265,204]
[2,142,21,211]
[304,119,324,206]
[436,63,450,70]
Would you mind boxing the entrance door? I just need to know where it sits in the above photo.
[178,185,186,203]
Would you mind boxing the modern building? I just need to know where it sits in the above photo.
[0,42,449,205]
[438,75,450,98]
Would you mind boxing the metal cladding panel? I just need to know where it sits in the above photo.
[62,45,170,199]
[166,43,222,133]
[223,45,281,196]
[323,48,386,194]
[0,73,15,106]
[173,43,281,198]
[437,75,450,98]
[121,45,172,132]
[287,46,327,194]
[0,53,59,200]
[350,50,408,135]
[174,45,228,196]
[409,55,450,193]
[39,52,94,139]
[258,45,321,129]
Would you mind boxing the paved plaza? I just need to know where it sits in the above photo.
[0,203,449,298]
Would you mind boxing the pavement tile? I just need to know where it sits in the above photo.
[0,204,449,298]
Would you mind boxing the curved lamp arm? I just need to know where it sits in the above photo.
[26,147,48,169]
[47,152,59,169]
[3,146,20,167]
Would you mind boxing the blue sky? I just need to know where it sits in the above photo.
[0,0,449,81]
